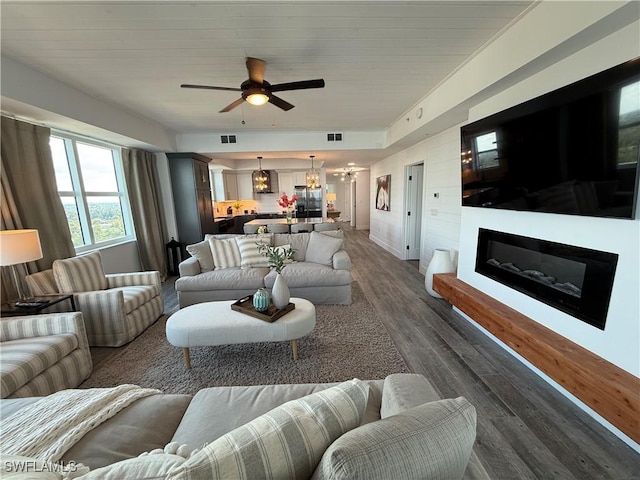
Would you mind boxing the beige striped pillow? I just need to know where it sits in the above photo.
[235,234,272,268]
[166,379,369,480]
[209,237,242,270]
[53,251,108,293]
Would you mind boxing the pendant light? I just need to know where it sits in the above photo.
[306,155,320,189]
[253,156,269,192]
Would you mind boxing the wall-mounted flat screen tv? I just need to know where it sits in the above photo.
[461,58,640,219]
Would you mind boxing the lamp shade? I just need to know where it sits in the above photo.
[0,229,43,266]
[326,193,337,201]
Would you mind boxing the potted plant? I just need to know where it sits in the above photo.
[257,243,295,308]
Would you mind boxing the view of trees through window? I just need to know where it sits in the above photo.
[50,135,132,250]
[618,80,640,166]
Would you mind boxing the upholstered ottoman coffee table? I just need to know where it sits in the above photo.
[166,298,316,368]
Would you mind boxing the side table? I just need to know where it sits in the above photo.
[1,294,76,317]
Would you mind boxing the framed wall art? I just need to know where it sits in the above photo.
[375,174,390,211]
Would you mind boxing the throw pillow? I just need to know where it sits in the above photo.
[235,234,272,269]
[53,251,108,293]
[311,397,477,480]
[305,231,344,266]
[186,241,214,272]
[166,379,370,480]
[209,237,242,270]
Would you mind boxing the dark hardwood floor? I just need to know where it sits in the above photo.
[341,226,639,480]
[102,226,638,479]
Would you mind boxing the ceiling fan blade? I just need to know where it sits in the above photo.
[269,95,294,111]
[181,84,241,92]
[271,79,325,92]
[246,57,266,84]
[219,97,245,113]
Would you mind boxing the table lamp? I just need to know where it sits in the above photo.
[326,192,337,210]
[0,229,43,301]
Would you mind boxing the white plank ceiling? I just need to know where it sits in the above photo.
[1,1,534,169]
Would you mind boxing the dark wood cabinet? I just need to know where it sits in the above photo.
[167,153,215,246]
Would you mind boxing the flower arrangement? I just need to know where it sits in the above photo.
[256,243,295,274]
[232,202,242,212]
[277,193,298,209]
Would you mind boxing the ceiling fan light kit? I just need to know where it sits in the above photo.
[181,57,325,113]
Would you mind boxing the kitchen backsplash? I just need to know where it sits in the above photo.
[215,193,284,216]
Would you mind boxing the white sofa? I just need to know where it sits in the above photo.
[0,374,478,479]
[176,231,352,307]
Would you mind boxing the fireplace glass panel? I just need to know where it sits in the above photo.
[476,229,618,330]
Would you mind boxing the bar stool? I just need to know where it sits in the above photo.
[243,224,260,234]
[268,224,291,233]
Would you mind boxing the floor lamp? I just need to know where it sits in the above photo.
[0,229,43,302]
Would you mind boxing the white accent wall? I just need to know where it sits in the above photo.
[369,1,640,447]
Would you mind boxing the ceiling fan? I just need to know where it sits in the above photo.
[181,57,325,113]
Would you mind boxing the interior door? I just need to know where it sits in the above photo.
[404,163,423,260]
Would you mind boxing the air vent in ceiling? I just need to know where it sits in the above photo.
[221,135,237,144]
[327,133,343,142]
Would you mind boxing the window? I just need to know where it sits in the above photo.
[473,131,500,170]
[617,80,640,166]
[50,133,134,251]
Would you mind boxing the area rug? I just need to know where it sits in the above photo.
[80,282,409,394]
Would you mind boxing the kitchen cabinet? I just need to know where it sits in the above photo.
[236,172,254,200]
[222,171,238,200]
[167,153,215,246]
[293,171,308,187]
[277,171,294,196]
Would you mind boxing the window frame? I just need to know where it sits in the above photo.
[51,131,136,253]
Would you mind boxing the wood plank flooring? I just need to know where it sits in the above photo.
[341,226,639,480]
[102,226,638,479]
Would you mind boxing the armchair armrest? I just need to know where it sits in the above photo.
[178,257,202,277]
[107,271,161,290]
[0,312,91,356]
[332,250,352,271]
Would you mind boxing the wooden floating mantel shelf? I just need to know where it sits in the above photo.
[433,272,639,444]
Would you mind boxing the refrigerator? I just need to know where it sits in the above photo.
[294,186,322,218]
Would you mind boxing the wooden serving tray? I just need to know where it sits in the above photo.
[231,295,295,323]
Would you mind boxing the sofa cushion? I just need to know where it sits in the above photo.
[60,394,193,470]
[273,233,310,262]
[264,262,351,288]
[312,397,477,480]
[110,285,160,314]
[186,241,214,273]
[380,372,442,418]
[0,334,78,398]
[166,379,370,480]
[236,233,272,268]
[209,237,242,270]
[305,232,344,266]
[175,267,269,291]
[53,251,108,293]
[171,380,384,450]
[80,453,186,479]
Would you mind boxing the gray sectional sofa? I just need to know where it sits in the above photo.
[0,374,478,479]
[176,230,352,308]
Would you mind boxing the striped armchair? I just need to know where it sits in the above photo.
[25,252,164,347]
[0,312,92,398]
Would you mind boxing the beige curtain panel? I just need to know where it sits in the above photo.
[122,148,168,280]
[1,117,75,300]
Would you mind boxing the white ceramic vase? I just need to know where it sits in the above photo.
[272,272,290,309]
[425,249,455,298]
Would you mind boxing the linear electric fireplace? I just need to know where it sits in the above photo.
[475,229,618,329]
